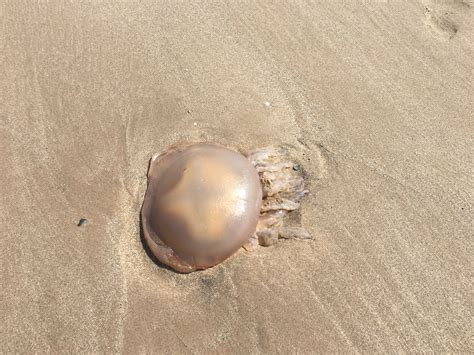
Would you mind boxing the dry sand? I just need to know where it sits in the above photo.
[1,0,472,353]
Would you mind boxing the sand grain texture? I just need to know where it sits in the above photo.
[1,0,473,353]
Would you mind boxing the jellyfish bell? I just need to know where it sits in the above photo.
[141,143,263,273]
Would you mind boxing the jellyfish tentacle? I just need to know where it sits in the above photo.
[278,226,312,240]
[247,147,310,247]
[242,232,259,251]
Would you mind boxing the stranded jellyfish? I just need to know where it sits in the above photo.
[141,142,309,273]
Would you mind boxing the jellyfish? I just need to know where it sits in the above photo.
[141,142,309,273]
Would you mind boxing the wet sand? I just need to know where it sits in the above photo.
[1,1,472,352]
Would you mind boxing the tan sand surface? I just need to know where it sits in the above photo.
[1,1,472,353]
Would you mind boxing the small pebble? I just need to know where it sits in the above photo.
[77,218,88,227]
[264,101,271,107]
[293,164,300,171]
[193,122,197,126]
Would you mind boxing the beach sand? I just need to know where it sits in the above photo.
[1,1,472,352]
